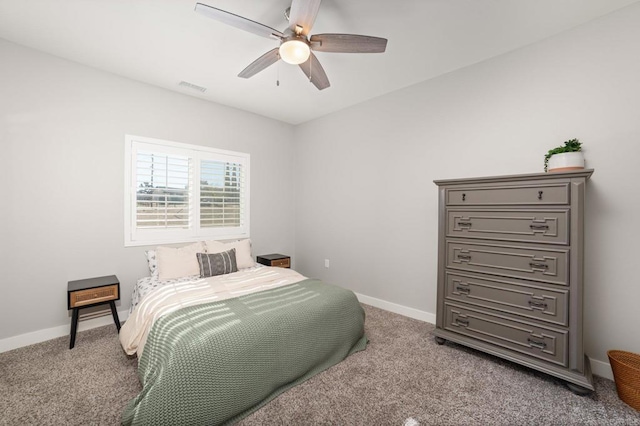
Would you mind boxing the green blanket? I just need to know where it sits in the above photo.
[122,279,367,425]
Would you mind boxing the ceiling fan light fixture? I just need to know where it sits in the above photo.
[279,39,310,65]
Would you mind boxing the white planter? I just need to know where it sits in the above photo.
[547,151,585,173]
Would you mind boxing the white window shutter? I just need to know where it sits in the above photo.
[135,152,191,229]
[124,135,250,247]
[200,160,246,229]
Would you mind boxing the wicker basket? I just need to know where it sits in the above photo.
[608,350,640,410]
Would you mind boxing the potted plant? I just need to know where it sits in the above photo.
[544,138,585,172]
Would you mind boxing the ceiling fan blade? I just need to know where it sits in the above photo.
[287,0,322,35]
[310,34,387,53]
[238,48,280,79]
[298,52,330,90]
[195,3,283,40]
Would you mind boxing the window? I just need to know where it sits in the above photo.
[124,135,250,247]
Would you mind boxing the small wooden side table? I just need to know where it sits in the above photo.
[67,275,121,349]
[256,254,291,268]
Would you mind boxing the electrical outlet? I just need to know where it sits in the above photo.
[324,259,330,268]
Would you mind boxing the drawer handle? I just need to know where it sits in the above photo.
[458,221,472,227]
[527,338,547,350]
[456,318,469,327]
[456,286,470,294]
[529,262,548,269]
[528,300,548,310]
[538,190,543,200]
[462,193,466,201]
[529,224,549,230]
[458,254,472,260]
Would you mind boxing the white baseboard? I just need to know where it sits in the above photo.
[589,357,613,380]
[354,291,613,381]
[355,292,436,324]
[0,309,129,353]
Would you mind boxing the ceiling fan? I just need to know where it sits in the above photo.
[194,0,388,90]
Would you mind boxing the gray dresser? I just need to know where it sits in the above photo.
[433,170,594,394]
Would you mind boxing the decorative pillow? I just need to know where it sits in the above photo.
[205,239,255,269]
[156,241,205,281]
[144,250,158,278]
[196,249,238,278]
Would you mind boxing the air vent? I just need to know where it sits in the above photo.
[178,81,207,93]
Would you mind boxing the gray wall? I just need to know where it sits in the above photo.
[0,39,295,340]
[292,3,640,368]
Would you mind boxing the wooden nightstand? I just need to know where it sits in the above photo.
[67,275,121,349]
[256,254,291,268]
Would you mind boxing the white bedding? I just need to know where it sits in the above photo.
[120,265,307,357]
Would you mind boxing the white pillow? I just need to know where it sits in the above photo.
[156,242,205,281]
[205,239,255,269]
[205,240,226,254]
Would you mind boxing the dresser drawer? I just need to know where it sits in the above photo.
[445,272,568,326]
[447,241,569,286]
[446,183,569,206]
[447,209,569,245]
[444,303,568,367]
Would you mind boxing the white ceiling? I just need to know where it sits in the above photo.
[0,0,637,124]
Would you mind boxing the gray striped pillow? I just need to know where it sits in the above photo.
[196,249,238,278]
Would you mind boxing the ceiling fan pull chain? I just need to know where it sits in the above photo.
[277,53,280,87]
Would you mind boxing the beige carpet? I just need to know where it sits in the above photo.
[1,305,638,425]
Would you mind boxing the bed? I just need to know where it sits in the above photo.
[120,241,367,425]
